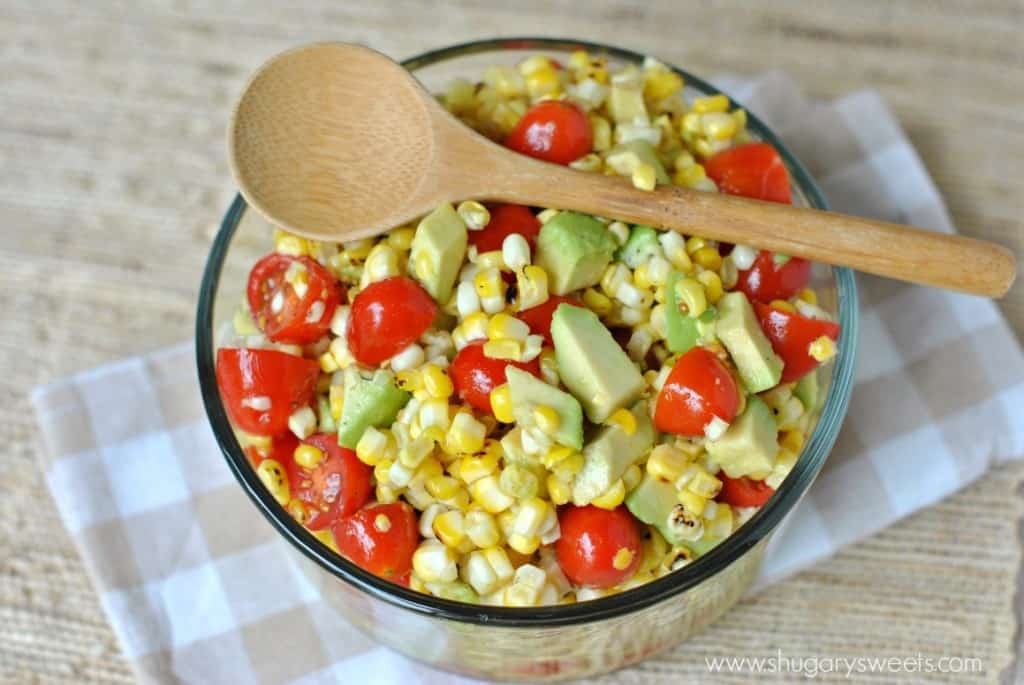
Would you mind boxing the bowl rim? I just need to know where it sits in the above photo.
[196,36,858,627]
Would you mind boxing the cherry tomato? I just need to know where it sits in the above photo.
[505,101,592,165]
[334,502,419,581]
[216,348,319,436]
[516,295,581,344]
[247,253,342,344]
[449,341,541,415]
[468,204,542,254]
[654,347,740,436]
[717,474,775,507]
[556,505,642,589]
[754,303,841,383]
[286,434,373,530]
[704,142,792,204]
[734,250,811,303]
[347,277,437,366]
[244,432,298,469]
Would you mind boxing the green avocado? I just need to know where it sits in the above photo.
[535,212,616,295]
[794,369,821,412]
[410,203,467,304]
[705,396,778,478]
[572,402,655,505]
[616,224,662,269]
[336,368,410,449]
[506,367,584,450]
[626,472,688,544]
[551,304,645,423]
[680,536,721,557]
[607,140,671,184]
[716,291,783,393]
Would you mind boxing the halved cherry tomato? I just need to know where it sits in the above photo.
[734,250,811,303]
[754,303,841,383]
[505,101,592,165]
[468,204,542,254]
[286,434,373,531]
[334,502,419,581]
[516,296,581,344]
[216,348,320,436]
[450,341,541,415]
[704,142,792,204]
[247,253,342,344]
[244,432,298,469]
[347,277,437,366]
[717,474,774,507]
[556,505,641,589]
[654,347,740,436]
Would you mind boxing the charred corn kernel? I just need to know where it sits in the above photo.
[489,384,515,424]
[622,464,643,491]
[525,67,561,99]
[532,405,561,434]
[487,313,530,341]
[470,475,515,513]
[507,534,541,556]
[677,488,707,517]
[256,459,290,505]
[808,336,837,362]
[591,479,626,509]
[675,277,707,317]
[687,470,723,498]
[589,114,612,151]
[293,444,325,469]
[457,452,499,484]
[781,430,805,454]
[516,265,549,311]
[499,464,540,499]
[433,510,467,548]
[693,246,722,271]
[483,339,523,361]
[692,94,729,113]
[421,364,454,399]
[465,510,501,549]
[447,412,487,454]
[702,111,737,140]
[413,540,458,583]
[569,153,602,172]
[582,288,613,316]
[386,226,416,251]
[395,369,424,395]
[546,474,572,505]
[475,250,506,271]
[799,288,818,305]
[647,444,689,482]
[674,162,707,188]
[606,408,637,435]
[769,299,797,313]
[456,201,490,231]
[644,69,683,100]
[697,270,724,304]
[474,267,504,299]
[632,162,657,191]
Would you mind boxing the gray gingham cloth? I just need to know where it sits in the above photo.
[30,72,1024,684]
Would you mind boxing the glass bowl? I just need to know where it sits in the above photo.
[197,37,858,682]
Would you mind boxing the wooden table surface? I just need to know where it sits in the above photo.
[2,2,1022,683]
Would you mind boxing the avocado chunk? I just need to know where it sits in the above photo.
[337,368,410,449]
[626,472,689,545]
[615,224,663,269]
[551,304,645,423]
[681,537,721,557]
[506,367,584,450]
[705,396,778,478]
[410,203,467,304]
[606,140,670,185]
[535,212,616,295]
[794,369,821,412]
[572,402,654,505]
[716,292,783,393]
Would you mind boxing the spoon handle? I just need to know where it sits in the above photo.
[491,165,1016,298]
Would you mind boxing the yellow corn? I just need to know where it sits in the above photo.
[612,547,636,572]
[459,312,490,343]
[507,534,541,556]
[487,313,530,341]
[546,473,572,505]
[425,475,461,501]
[483,339,523,361]
[697,270,724,305]
[644,69,683,100]
[591,479,626,509]
[433,510,467,548]
[490,384,515,424]
[447,412,487,455]
[622,464,643,491]
[375,483,400,504]
[702,111,737,140]
[694,138,716,158]
[781,430,805,454]
[706,501,735,538]
[476,250,506,271]
[647,444,689,483]
[412,540,458,583]
[386,226,416,251]
[589,114,612,151]
[675,277,707,317]
[456,452,500,484]
[474,267,504,299]
[470,475,515,513]
[541,444,575,469]
[421,364,454,399]
[395,368,423,393]
[687,470,723,499]
[318,351,339,373]
[533,405,561,435]
[551,452,584,481]
[516,265,550,311]
[606,407,637,436]
[693,246,722,271]
[673,163,707,188]
[808,336,837,362]
[677,488,707,516]
[457,201,491,231]
[293,444,325,470]
[582,288,613,316]
[374,458,394,486]
[499,464,540,499]
[466,510,501,548]
[732,107,748,130]
[256,459,290,505]
[631,163,657,191]
[799,288,818,305]
[692,94,729,113]
[568,50,590,71]
[525,67,561,99]
[769,299,797,313]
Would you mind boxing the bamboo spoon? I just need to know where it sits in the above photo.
[229,43,1016,298]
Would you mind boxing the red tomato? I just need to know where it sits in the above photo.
[717,474,775,507]
[244,432,298,469]
[216,348,319,436]
[734,250,811,303]
[704,142,792,204]
[449,341,541,415]
[556,505,642,589]
[247,253,342,344]
[347,277,437,366]
[516,296,581,344]
[754,303,841,383]
[334,502,419,581]
[286,434,373,530]
[468,204,542,254]
[654,347,740,436]
[505,101,592,165]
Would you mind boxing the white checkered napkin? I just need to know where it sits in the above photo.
[30,72,1024,685]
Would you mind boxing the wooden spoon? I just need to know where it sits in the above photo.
[229,43,1016,298]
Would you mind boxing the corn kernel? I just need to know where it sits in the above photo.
[551,452,584,480]
[456,452,499,484]
[256,459,290,505]
[507,534,541,556]
[808,336,837,362]
[692,93,729,113]
[533,405,561,435]
[457,201,490,231]
[489,384,515,424]
[474,267,504,299]
[687,470,723,498]
[612,547,635,571]
[675,277,707,317]
[583,288,613,316]
[644,69,683,100]
[516,265,550,311]
[487,313,530,342]
[386,226,416,251]
[769,299,797,313]
[413,540,458,583]
[538,348,559,386]
[674,163,707,188]
[631,163,657,191]
[781,430,805,454]
[546,474,572,505]
[447,412,487,455]
[799,288,818,305]
[293,444,325,470]
[591,479,626,509]
[647,444,689,483]
[499,464,540,499]
[622,464,643,491]
[693,246,722,271]
[465,510,501,549]
[696,270,724,304]
[421,364,454,399]
[589,114,612,151]
[483,339,523,361]
[677,488,707,516]
[470,475,515,513]
[433,509,467,548]
[525,67,561,99]
[606,408,637,436]
[702,111,737,140]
